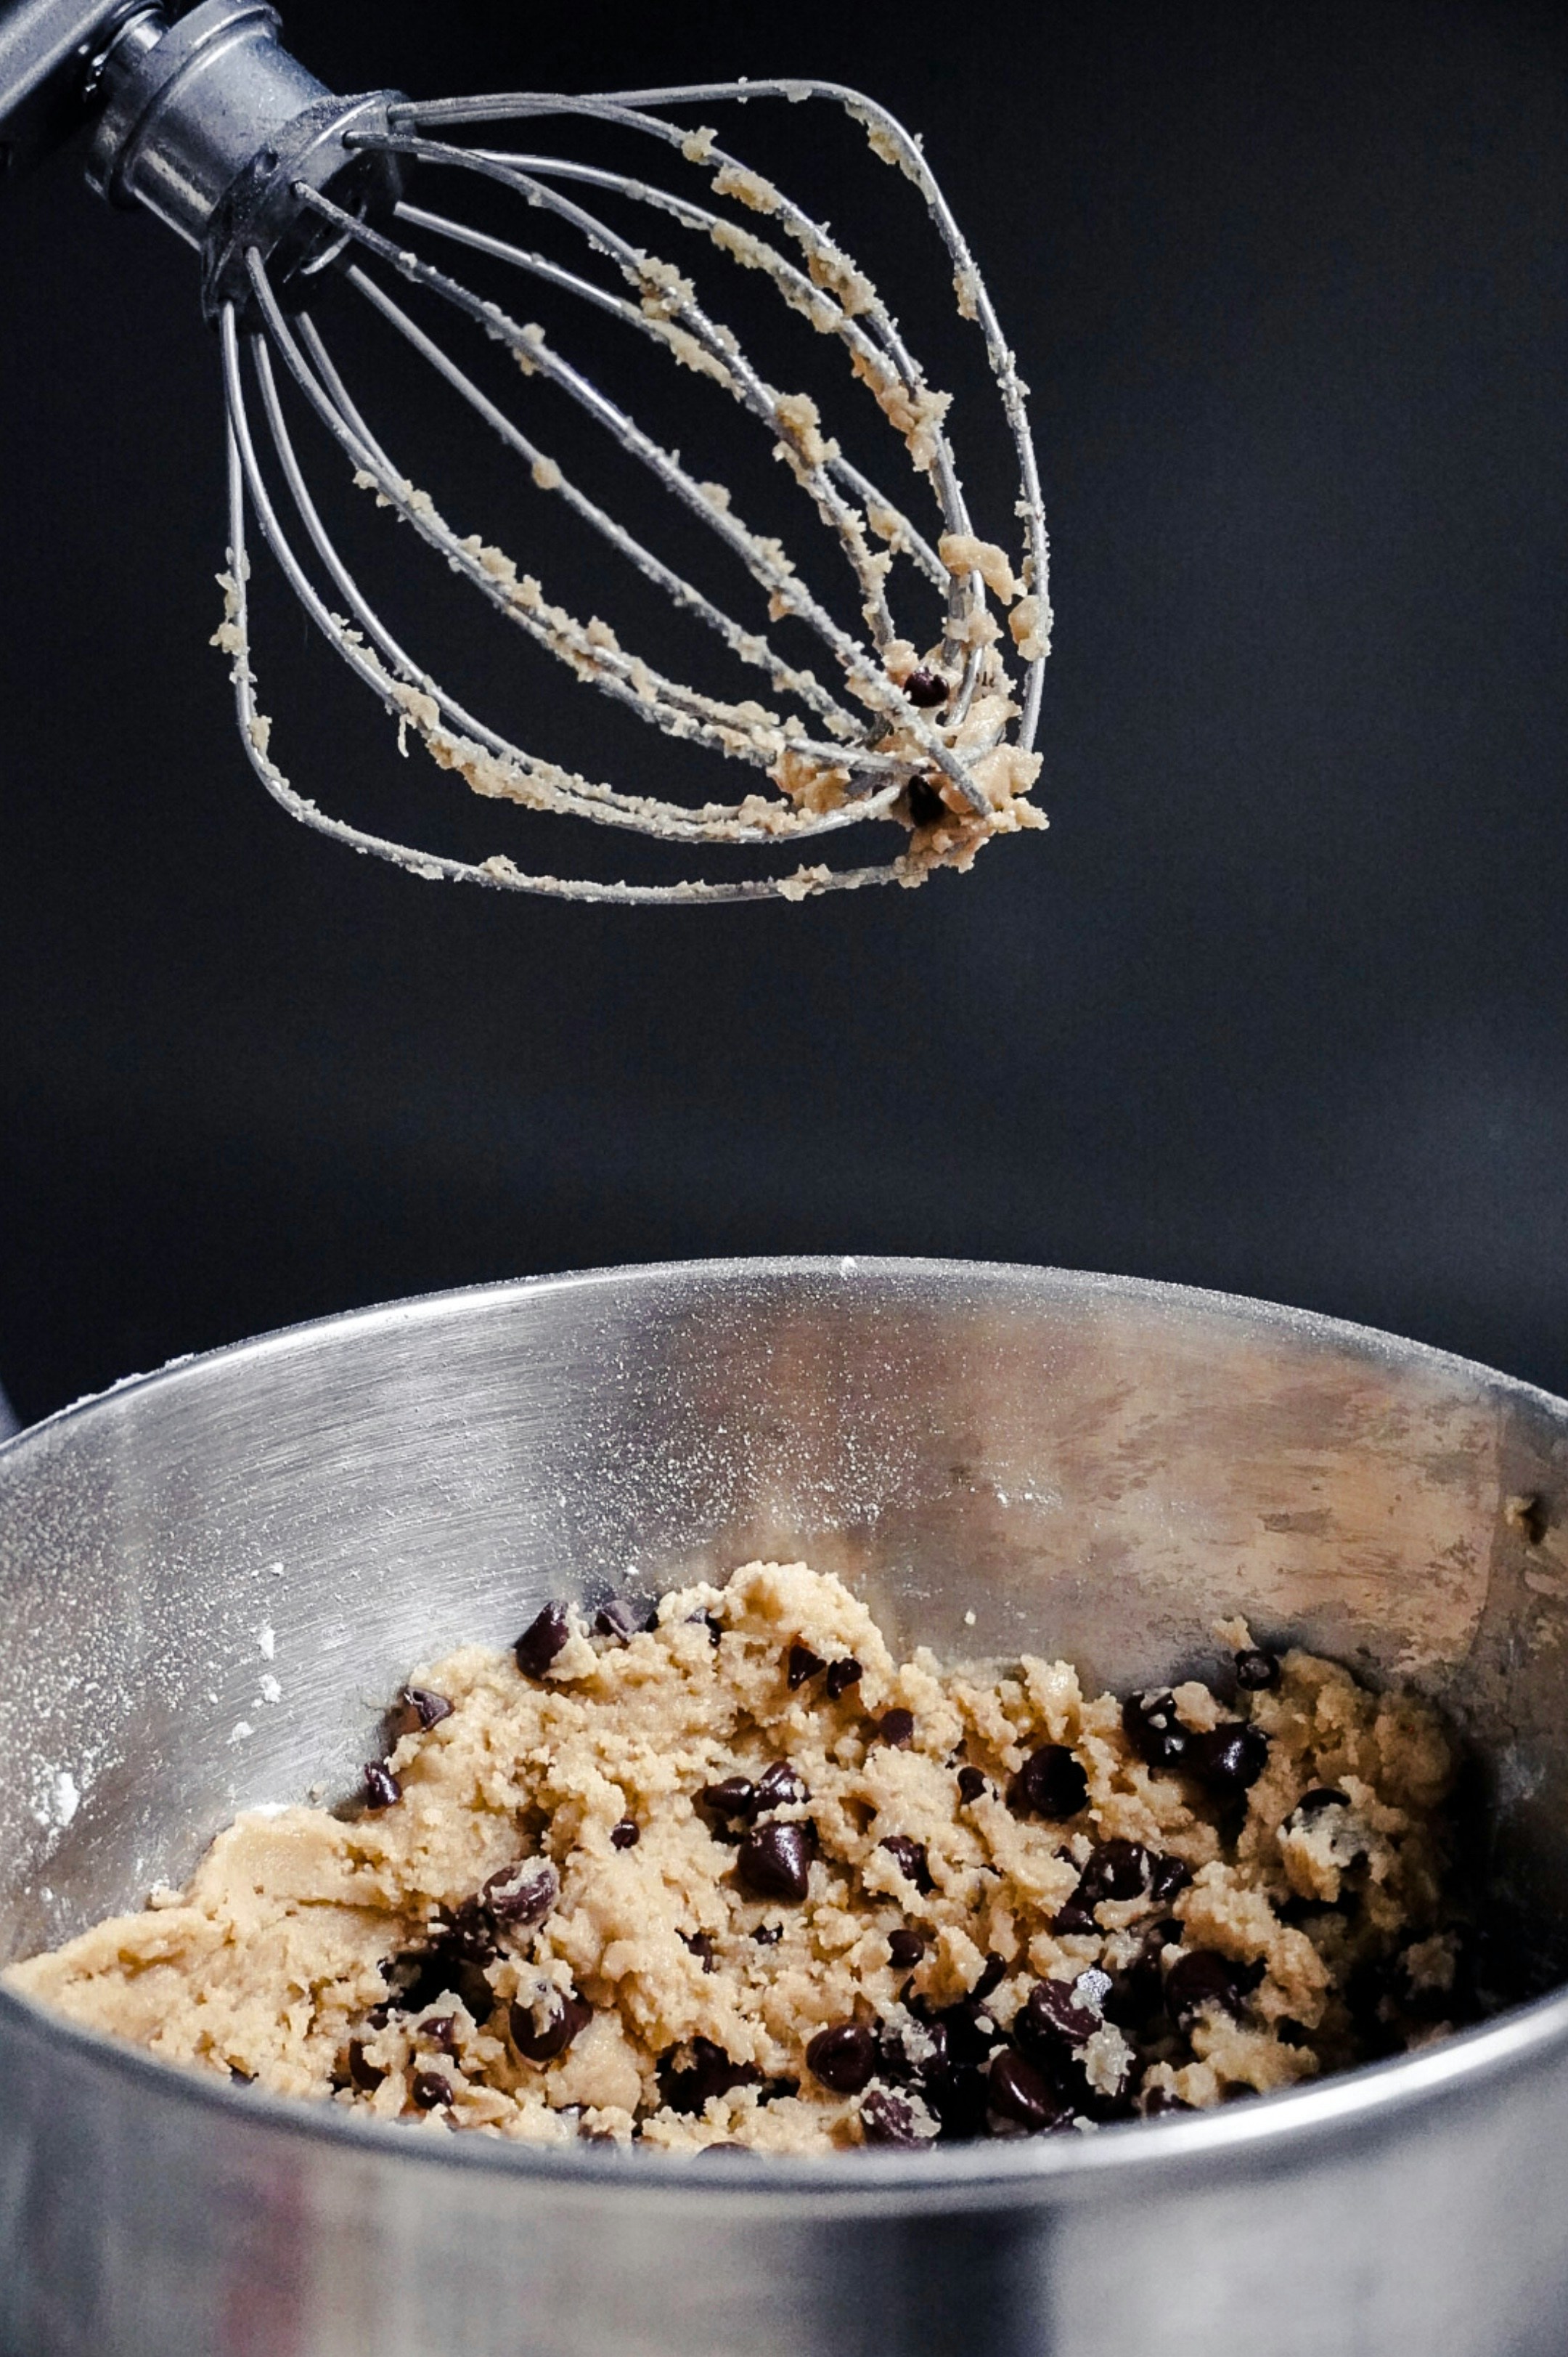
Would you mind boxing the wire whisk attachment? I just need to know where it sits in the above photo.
[10,4,1051,903]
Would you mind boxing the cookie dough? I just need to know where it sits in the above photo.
[7,1563,1474,2153]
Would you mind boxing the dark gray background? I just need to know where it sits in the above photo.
[0,0,1564,1425]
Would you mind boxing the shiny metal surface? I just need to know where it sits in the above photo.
[2,1256,1567,2355]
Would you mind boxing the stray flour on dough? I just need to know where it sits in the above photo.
[7,1564,1475,2153]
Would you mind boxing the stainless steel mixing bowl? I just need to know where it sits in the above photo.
[3,1257,1568,2357]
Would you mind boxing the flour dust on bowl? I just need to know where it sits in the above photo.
[1,1258,1567,2356]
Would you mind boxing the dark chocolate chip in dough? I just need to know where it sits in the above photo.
[888,1927,926,1967]
[1165,1949,1249,2035]
[807,2021,878,2093]
[1148,1852,1193,1904]
[987,2049,1072,2133]
[680,1931,719,1973]
[1234,1647,1280,1690]
[737,1820,817,1902]
[879,1835,934,1895]
[859,2087,935,2146]
[1187,1723,1269,1794]
[704,1613,724,1647]
[754,1922,783,1946]
[362,1763,401,1810]
[658,2037,761,2114]
[699,1775,758,1837]
[391,1685,454,1737]
[1142,2085,1196,2117]
[1007,1744,1089,1821]
[484,1857,560,1929]
[594,1597,648,1642]
[611,1818,640,1849]
[873,1708,915,1749]
[905,668,950,709]
[1122,1690,1191,1772]
[825,1656,863,1699]
[443,1898,498,1966]
[788,1643,826,1689]
[1018,1969,1111,2050]
[510,1988,592,2064]
[1082,1839,1153,1906]
[956,1765,989,1805]
[905,776,948,829]
[515,1602,572,1679]
[418,2014,457,2053]
[410,2069,452,2111]
[1293,1787,1352,1819]
[754,1759,810,1812]
[346,2038,385,2093]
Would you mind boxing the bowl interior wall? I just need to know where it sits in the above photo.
[1,1261,1564,1990]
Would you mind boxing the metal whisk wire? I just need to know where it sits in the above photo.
[214,76,1051,905]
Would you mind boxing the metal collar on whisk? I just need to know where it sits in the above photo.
[1,0,1050,903]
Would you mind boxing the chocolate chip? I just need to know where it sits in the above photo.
[754,1759,810,1812]
[1187,1724,1269,1794]
[699,1775,757,1836]
[1293,1787,1352,1818]
[879,1835,934,1895]
[988,2048,1072,2133]
[611,1818,640,1849]
[410,2069,452,2110]
[418,2013,457,2053]
[515,1601,572,1679]
[594,1597,648,1642]
[737,1820,816,1902]
[680,1931,719,1972]
[973,1955,1008,2001]
[788,1643,826,1688]
[888,1927,926,1967]
[905,669,950,708]
[229,2067,255,2086]
[754,1922,783,1946]
[704,1613,724,1647]
[1141,2085,1195,2117]
[873,1708,915,1749]
[509,1987,592,2064]
[1234,1647,1280,1690]
[1122,1690,1190,1772]
[383,1939,493,2022]
[956,1765,989,1805]
[1007,1745,1089,1820]
[1018,1969,1111,2050]
[442,1898,497,1966]
[859,2088,934,2146]
[807,2021,877,2093]
[362,1763,401,1810]
[825,1656,863,1699]
[658,2037,761,2114]
[483,1857,560,1930]
[1165,1950,1249,2035]
[346,2038,385,2093]
[1148,1853,1193,1903]
[391,1685,453,1736]
[1074,1839,1153,1926]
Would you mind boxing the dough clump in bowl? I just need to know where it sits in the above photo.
[7,1563,1474,2152]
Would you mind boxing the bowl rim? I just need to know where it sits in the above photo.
[4,1252,1567,2202]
